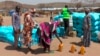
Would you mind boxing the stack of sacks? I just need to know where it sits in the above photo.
[53,14,74,37]
[32,28,39,45]
[53,14,63,21]
[90,13,100,42]
[56,27,64,37]
[53,14,64,37]
[72,12,100,42]
[0,25,39,45]
[0,26,14,44]
[72,12,85,37]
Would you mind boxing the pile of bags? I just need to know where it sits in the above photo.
[0,25,39,45]
[72,12,100,42]
[53,12,100,42]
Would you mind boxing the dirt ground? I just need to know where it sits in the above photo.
[0,16,100,56]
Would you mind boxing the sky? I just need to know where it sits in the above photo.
[0,0,70,5]
[0,0,99,5]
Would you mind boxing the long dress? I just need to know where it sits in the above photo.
[23,13,34,47]
[39,21,61,51]
[40,22,51,46]
[83,14,91,47]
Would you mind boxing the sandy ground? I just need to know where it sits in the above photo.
[0,16,100,56]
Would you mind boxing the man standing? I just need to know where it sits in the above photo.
[83,9,91,47]
[61,5,71,38]
[12,6,21,49]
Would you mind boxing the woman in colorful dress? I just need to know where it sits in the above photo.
[37,19,62,52]
[22,9,35,48]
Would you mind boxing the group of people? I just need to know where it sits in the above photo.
[12,6,34,49]
[12,6,62,53]
[11,5,91,53]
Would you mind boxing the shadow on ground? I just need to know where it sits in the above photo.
[70,41,82,46]
[5,45,46,54]
[5,45,31,54]
[30,48,45,54]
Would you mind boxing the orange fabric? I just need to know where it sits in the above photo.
[23,13,34,46]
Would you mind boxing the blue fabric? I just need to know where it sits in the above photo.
[9,10,15,16]
[0,25,64,45]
